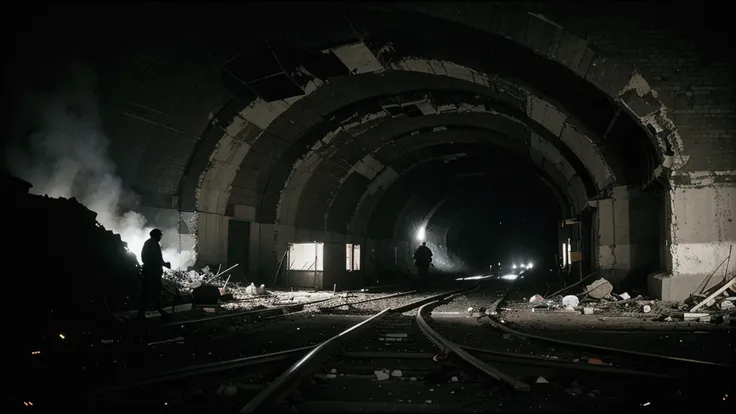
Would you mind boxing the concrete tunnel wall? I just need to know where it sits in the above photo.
[43,3,733,299]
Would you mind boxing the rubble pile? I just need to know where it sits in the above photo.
[6,174,141,321]
[163,266,267,299]
[521,274,736,324]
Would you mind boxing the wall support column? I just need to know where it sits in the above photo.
[649,175,736,301]
[596,185,662,290]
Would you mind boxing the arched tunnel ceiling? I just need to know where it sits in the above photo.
[276,94,595,233]
[187,5,667,236]
[9,3,677,239]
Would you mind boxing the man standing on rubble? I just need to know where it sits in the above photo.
[138,228,171,319]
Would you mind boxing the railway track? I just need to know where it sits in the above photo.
[44,281,733,412]
[86,286,476,412]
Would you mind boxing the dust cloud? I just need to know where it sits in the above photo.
[6,63,196,270]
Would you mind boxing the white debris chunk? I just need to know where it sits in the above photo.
[562,295,580,307]
[535,376,549,384]
[391,370,403,377]
[374,370,390,380]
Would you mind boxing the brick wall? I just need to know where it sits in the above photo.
[520,2,735,172]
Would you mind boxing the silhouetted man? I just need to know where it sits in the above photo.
[413,242,433,290]
[138,229,171,319]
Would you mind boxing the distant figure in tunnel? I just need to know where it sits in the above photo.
[138,228,171,319]
[413,242,433,290]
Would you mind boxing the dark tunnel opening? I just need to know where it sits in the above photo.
[365,143,565,278]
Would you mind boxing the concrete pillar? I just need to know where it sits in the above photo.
[596,186,662,290]
[649,180,736,301]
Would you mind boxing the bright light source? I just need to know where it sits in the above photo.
[497,262,501,266]
[527,263,533,269]
[501,274,518,280]
[416,227,425,241]
[520,264,526,269]
[512,264,517,269]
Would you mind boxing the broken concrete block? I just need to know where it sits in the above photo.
[374,370,390,380]
[642,305,651,313]
[582,307,594,315]
[585,278,613,299]
[529,294,545,303]
[720,300,735,310]
[391,370,403,377]
[535,376,549,384]
[562,295,580,307]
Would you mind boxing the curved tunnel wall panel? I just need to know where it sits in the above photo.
[385,3,683,167]
[284,94,612,237]
[206,66,613,230]
[348,167,401,234]
[295,106,604,237]
[559,122,615,190]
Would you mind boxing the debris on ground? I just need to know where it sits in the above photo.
[562,295,580,307]
[503,275,736,326]
[529,294,545,303]
[584,278,613,299]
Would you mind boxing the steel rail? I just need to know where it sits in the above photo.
[415,291,531,391]
[460,345,680,378]
[239,286,475,413]
[158,297,332,327]
[318,290,418,311]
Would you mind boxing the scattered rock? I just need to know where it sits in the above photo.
[374,370,390,380]
[562,295,580,307]
[585,278,613,299]
[529,294,545,303]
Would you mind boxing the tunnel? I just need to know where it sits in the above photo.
[5,3,734,301]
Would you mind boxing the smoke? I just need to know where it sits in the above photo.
[7,63,196,270]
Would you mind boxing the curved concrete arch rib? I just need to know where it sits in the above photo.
[355,3,684,164]
[193,38,629,221]
[273,80,612,228]
[286,106,599,232]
